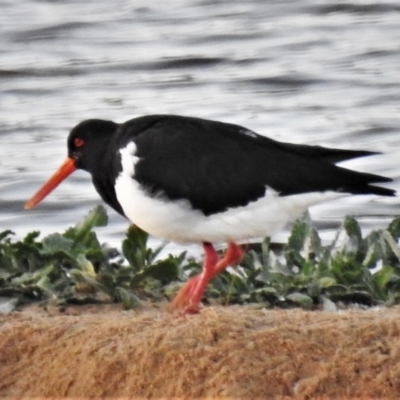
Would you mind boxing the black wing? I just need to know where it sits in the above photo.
[119,115,394,216]
[274,141,380,164]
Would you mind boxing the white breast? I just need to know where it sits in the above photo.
[115,142,345,244]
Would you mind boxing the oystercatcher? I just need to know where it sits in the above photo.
[25,115,395,313]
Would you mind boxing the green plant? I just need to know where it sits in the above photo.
[1,206,400,312]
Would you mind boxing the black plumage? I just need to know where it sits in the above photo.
[66,115,394,217]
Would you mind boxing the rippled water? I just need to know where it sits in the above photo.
[1,0,399,250]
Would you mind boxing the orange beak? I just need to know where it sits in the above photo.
[25,157,77,210]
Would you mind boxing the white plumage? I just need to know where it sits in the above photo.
[116,142,345,244]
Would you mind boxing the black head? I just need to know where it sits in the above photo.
[68,119,119,172]
[25,118,120,210]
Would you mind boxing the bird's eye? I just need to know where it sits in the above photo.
[74,138,85,147]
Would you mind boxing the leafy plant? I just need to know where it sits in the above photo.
[0,206,187,310]
[1,206,400,312]
[205,213,400,309]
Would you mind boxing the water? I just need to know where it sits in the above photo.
[1,0,399,252]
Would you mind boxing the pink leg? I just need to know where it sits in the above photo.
[169,243,218,313]
[210,242,244,278]
[169,242,244,314]
[184,243,219,313]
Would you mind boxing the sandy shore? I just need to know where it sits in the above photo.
[1,303,399,399]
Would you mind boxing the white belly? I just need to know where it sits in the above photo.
[115,142,344,244]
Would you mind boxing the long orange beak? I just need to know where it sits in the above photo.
[25,157,77,210]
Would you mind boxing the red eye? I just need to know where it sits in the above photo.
[74,138,84,147]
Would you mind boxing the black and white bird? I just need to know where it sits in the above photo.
[25,115,395,313]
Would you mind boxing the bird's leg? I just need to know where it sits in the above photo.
[169,242,244,314]
[184,242,220,313]
[169,242,218,313]
[210,242,244,279]
[186,242,244,313]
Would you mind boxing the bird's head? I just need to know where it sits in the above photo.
[25,119,118,209]
[67,119,118,171]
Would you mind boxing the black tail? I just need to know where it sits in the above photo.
[279,142,380,164]
[343,171,395,197]
[277,142,396,197]
[275,152,396,198]
[363,184,396,197]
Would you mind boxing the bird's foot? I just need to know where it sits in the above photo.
[169,275,201,313]
[169,242,244,314]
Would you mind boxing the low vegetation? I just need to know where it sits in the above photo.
[1,205,400,312]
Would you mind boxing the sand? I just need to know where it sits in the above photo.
[1,303,400,399]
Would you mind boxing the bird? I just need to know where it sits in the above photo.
[25,114,395,313]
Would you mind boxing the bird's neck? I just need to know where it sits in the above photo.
[89,143,126,217]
